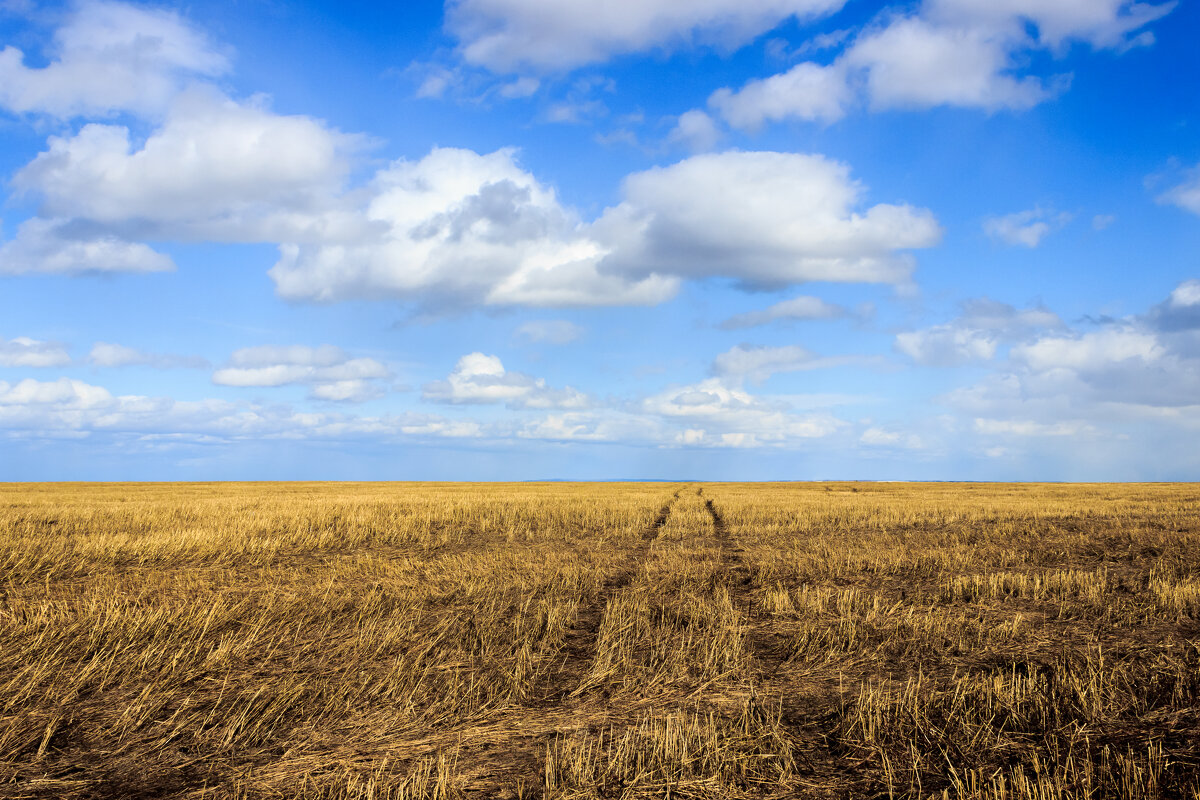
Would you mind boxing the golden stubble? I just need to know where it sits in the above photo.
[0,481,1197,799]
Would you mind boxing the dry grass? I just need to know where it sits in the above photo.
[1,481,1197,798]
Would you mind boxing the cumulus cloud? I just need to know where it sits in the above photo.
[896,326,998,365]
[15,129,935,304]
[267,146,677,308]
[709,61,849,128]
[895,299,1063,366]
[422,352,589,409]
[1146,279,1200,333]
[596,151,940,288]
[1011,327,1163,373]
[707,0,1171,129]
[88,342,209,369]
[984,207,1072,247]
[720,295,846,329]
[0,337,71,367]
[514,320,583,344]
[12,88,359,241]
[0,0,229,118]
[5,12,937,308]
[668,109,723,152]
[0,218,173,275]
[942,282,1200,439]
[212,345,390,403]
[269,149,937,307]
[445,0,847,73]
[866,282,1200,470]
[643,377,845,447]
[847,17,1055,113]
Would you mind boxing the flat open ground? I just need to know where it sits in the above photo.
[2,482,1198,799]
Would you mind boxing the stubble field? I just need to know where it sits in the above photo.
[1,481,1198,799]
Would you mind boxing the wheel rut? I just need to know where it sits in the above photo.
[549,488,679,698]
[697,487,750,605]
[698,487,792,685]
[447,488,682,794]
[698,488,846,792]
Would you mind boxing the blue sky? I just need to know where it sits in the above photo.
[2,0,1199,481]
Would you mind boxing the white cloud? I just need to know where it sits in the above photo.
[643,376,845,444]
[708,0,1171,128]
[0,376,115,409]
[846,17,1053,112]
[516,410,662,443]
[885,287,1200,471]
[596,151,941,288]
[1092,213,1116,230]
[668,109,723,152]
[6,15,936,308]
[709,60,849,129]
[1010,327,1163,372]
[713,343,877,382]
[1157,164,1200,216]
[0,1,228,118]
[0,218,173,275]
[422,352,589,409]
[896,326,998,365]
[1146,279,1200,334]
[984,207,1072,247]
[88,342,208,369]
[860,426,924,448]
[271,149,937,307]
[212,345,390,403]
[925,0,1176,50]
[1168,280,1200,309]
[511,376,862,448]
[720,295,846,329]
[0,377,479,441]
[307,380,382,403]
[544,99,607,124]
[514,320,583,344]
[499,76,540,98]
[712,344,814,381]
[268,146,677,308]
[413,63,463,98]
[896,299,1063,366]
[973,417,1095,437]
[0,337,71,367]
[445,0,848,72]
[13,88,358,240]
[942,286,1200,440]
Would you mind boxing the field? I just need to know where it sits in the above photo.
[1,482,1199,799]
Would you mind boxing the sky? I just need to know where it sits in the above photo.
[1,0,1199,481]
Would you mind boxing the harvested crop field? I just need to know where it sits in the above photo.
[2,481,1199,799]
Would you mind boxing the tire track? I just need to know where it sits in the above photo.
[698,487,750,603]
[539,488,681,702]
[446,489,682,795]
[697,487,842,789]
[698,487,790,682]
